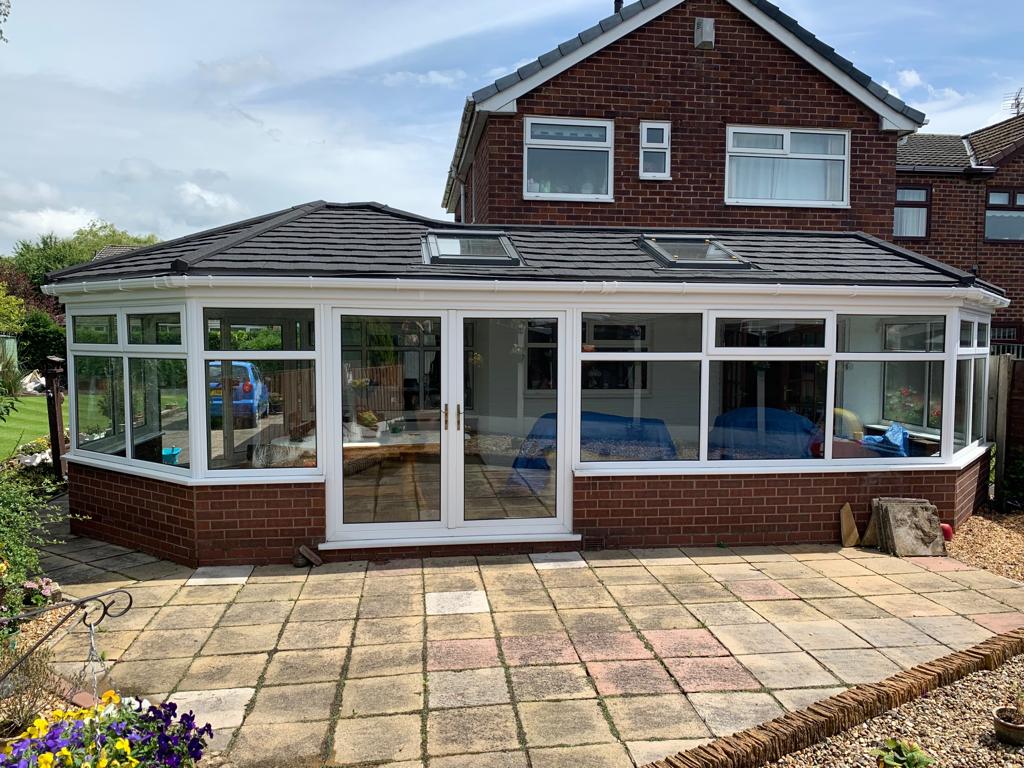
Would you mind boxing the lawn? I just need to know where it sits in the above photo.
[0,395,69,459]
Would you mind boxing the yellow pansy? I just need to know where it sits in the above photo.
[100,690,121,705]
[37,754,55,768]
[114,738,131,754]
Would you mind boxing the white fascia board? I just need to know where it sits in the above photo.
[725,0,919,132]
[45,274,1010,310]
[474,0,687,112]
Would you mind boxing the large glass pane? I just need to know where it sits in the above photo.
[433,236,511,260]
[893,207,927,237]
[464,317,558,520]
[833,361,942,459]
[207,359,316,470]
[837,315,945,353]
[978,324,990,347]
[972,358,986,442]
[960,320,974,347]
[715,318,825,348]
[72,315,117,345]
[205,308,315,351]
[733,131,783,150]
[580,361,699,461]
[954,359,970,451]
[896,188,928,202]
[791,132,845,155]
[642,150,667,175]
[985,210,1024,240]
[525,148,609,196]
[128,313,182,345]
[728,156,844,202]
[341,316,441,523]
[581,313,701,353]
[708,360,826,460]
[129,359,189,467]
[74,356,125,455]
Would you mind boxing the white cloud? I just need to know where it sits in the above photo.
[378,69,467,88]
[176,182,243,218]
[485,58,535,79]
[0,176,60,208]
[897,69,924,90]
[879,81,900,99]
[0,206,98,243]
[197,53,277,88]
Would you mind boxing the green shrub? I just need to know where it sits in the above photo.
[17,309,65,374]
[0,469,66,623]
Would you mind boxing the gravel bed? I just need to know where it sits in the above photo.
[948,512,1024,582]
[769,655,1024,767]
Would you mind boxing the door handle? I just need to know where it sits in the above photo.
[443,404,448,430]
[457,404,462,430]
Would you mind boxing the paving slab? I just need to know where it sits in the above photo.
[519,699,615,747]
[811,649,903,684]
[726,579,799,601]
[427,638,500,670]
[773,686,847,711]
[341,672,423,716]
[510,664,596,701]
[246,681,337,723]
[736,651,839,688]
[428,612,496,640]
[968,611,1024,634]
[263,647,347,685]
[334,713,422,765]
[774,620,870,650]
[623,604,701,630]
[427,704,520,756]
[278,618,353,649]
[186,565,253,586]
[528,743,631,768]
[643,628,728,658]
[572,631,652,661]
[710,623,799,655]
[121,628,212,660]
[558,608,631,635]
[201,624,280,655]
[148,604,226,630]
[841,618,938,648]
[235,581,303,602]
[502,633,579,666]
[347,641,423,678]
[879,644,953,669]
[688,692,785,736]
[353,616,423,645]
[530,552,587,570]
[178,653,268,690]
[906,615,996,647]
[169,687,253,731]
[232,720,329,767]
[428,667,510,708]
[627,739,712,767]
[587,660,677,695]
[664,656,760,692]
[430,752,528,768]
[426,589,490,615]
[604,694,711,740]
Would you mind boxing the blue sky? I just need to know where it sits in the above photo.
[0,0,1020,252]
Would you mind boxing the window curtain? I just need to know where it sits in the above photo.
[894,207,927,237]
[729,156,843,202]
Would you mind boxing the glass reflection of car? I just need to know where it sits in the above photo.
[207,361,270,428]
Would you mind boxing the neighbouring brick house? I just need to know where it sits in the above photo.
[46,0,1004,566]
[894,114,1024,341]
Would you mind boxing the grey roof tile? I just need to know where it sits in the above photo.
[896,133,971,169]
[48,202,990,294]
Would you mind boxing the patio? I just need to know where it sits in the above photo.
[41,539,1024,768]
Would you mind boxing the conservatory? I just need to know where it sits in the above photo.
[45,202,1006,566]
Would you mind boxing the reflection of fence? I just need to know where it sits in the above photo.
[349,364,403,420]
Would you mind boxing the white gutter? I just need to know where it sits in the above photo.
[42,274,1010,309]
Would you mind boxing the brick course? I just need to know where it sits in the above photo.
[69,454,990,566]
[461,0,898,239]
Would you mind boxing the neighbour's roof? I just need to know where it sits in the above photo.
[897,114,1024,173]
[444,0,926,210]
[895,134,971,170]
[966,113,1024,166]
[46,201,995,293]
[91,244,140,261]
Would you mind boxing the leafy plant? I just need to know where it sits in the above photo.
[17,309,65,374]
[0,645,69,739]
[869,738,935,767]
[0,469,67,623]
[356,409,380,429]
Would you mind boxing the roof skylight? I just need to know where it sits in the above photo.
[424,231,521,265]
[641,235,749,269]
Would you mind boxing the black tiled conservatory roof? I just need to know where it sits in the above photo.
[47,201,994,293]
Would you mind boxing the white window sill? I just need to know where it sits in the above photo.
[523,194,615,203]
[640,175,672,181]
[725,199,851,209]
[66,452,326,486]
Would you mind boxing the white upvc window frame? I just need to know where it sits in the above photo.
[708,310,834,356]
[954,309,990,453]
[639,120,671,180]
[523,116,614,202]
[66,304,191,478]
[724,125,851,208]
[197,301,323,480]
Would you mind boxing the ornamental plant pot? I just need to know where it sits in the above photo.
[993,707,1024,746]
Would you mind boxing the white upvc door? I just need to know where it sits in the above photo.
[325,307,572,545]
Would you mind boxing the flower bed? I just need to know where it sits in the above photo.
[1,691,213,767]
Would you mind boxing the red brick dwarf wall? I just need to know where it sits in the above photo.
[464,0,898,238]
[573,452,991,549]
[69,454,989,566]
[895,151,1024,329]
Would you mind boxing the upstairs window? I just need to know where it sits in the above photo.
[893,187,930,239]
[424,232,520,265]
[639,121,671,179]
[985,189,1024,241]
[524,117,613,202]
[725,126,849,207]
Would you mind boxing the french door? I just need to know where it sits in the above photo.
[327,308,568,542]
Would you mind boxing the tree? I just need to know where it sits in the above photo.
[0,0,10,43]
[11,221,158,288]
[0,283,25,336]
[17,309,64,374]
[0,261,59,320]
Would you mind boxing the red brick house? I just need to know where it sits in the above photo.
[45,0,1005,566]
[894,115,1024,342]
